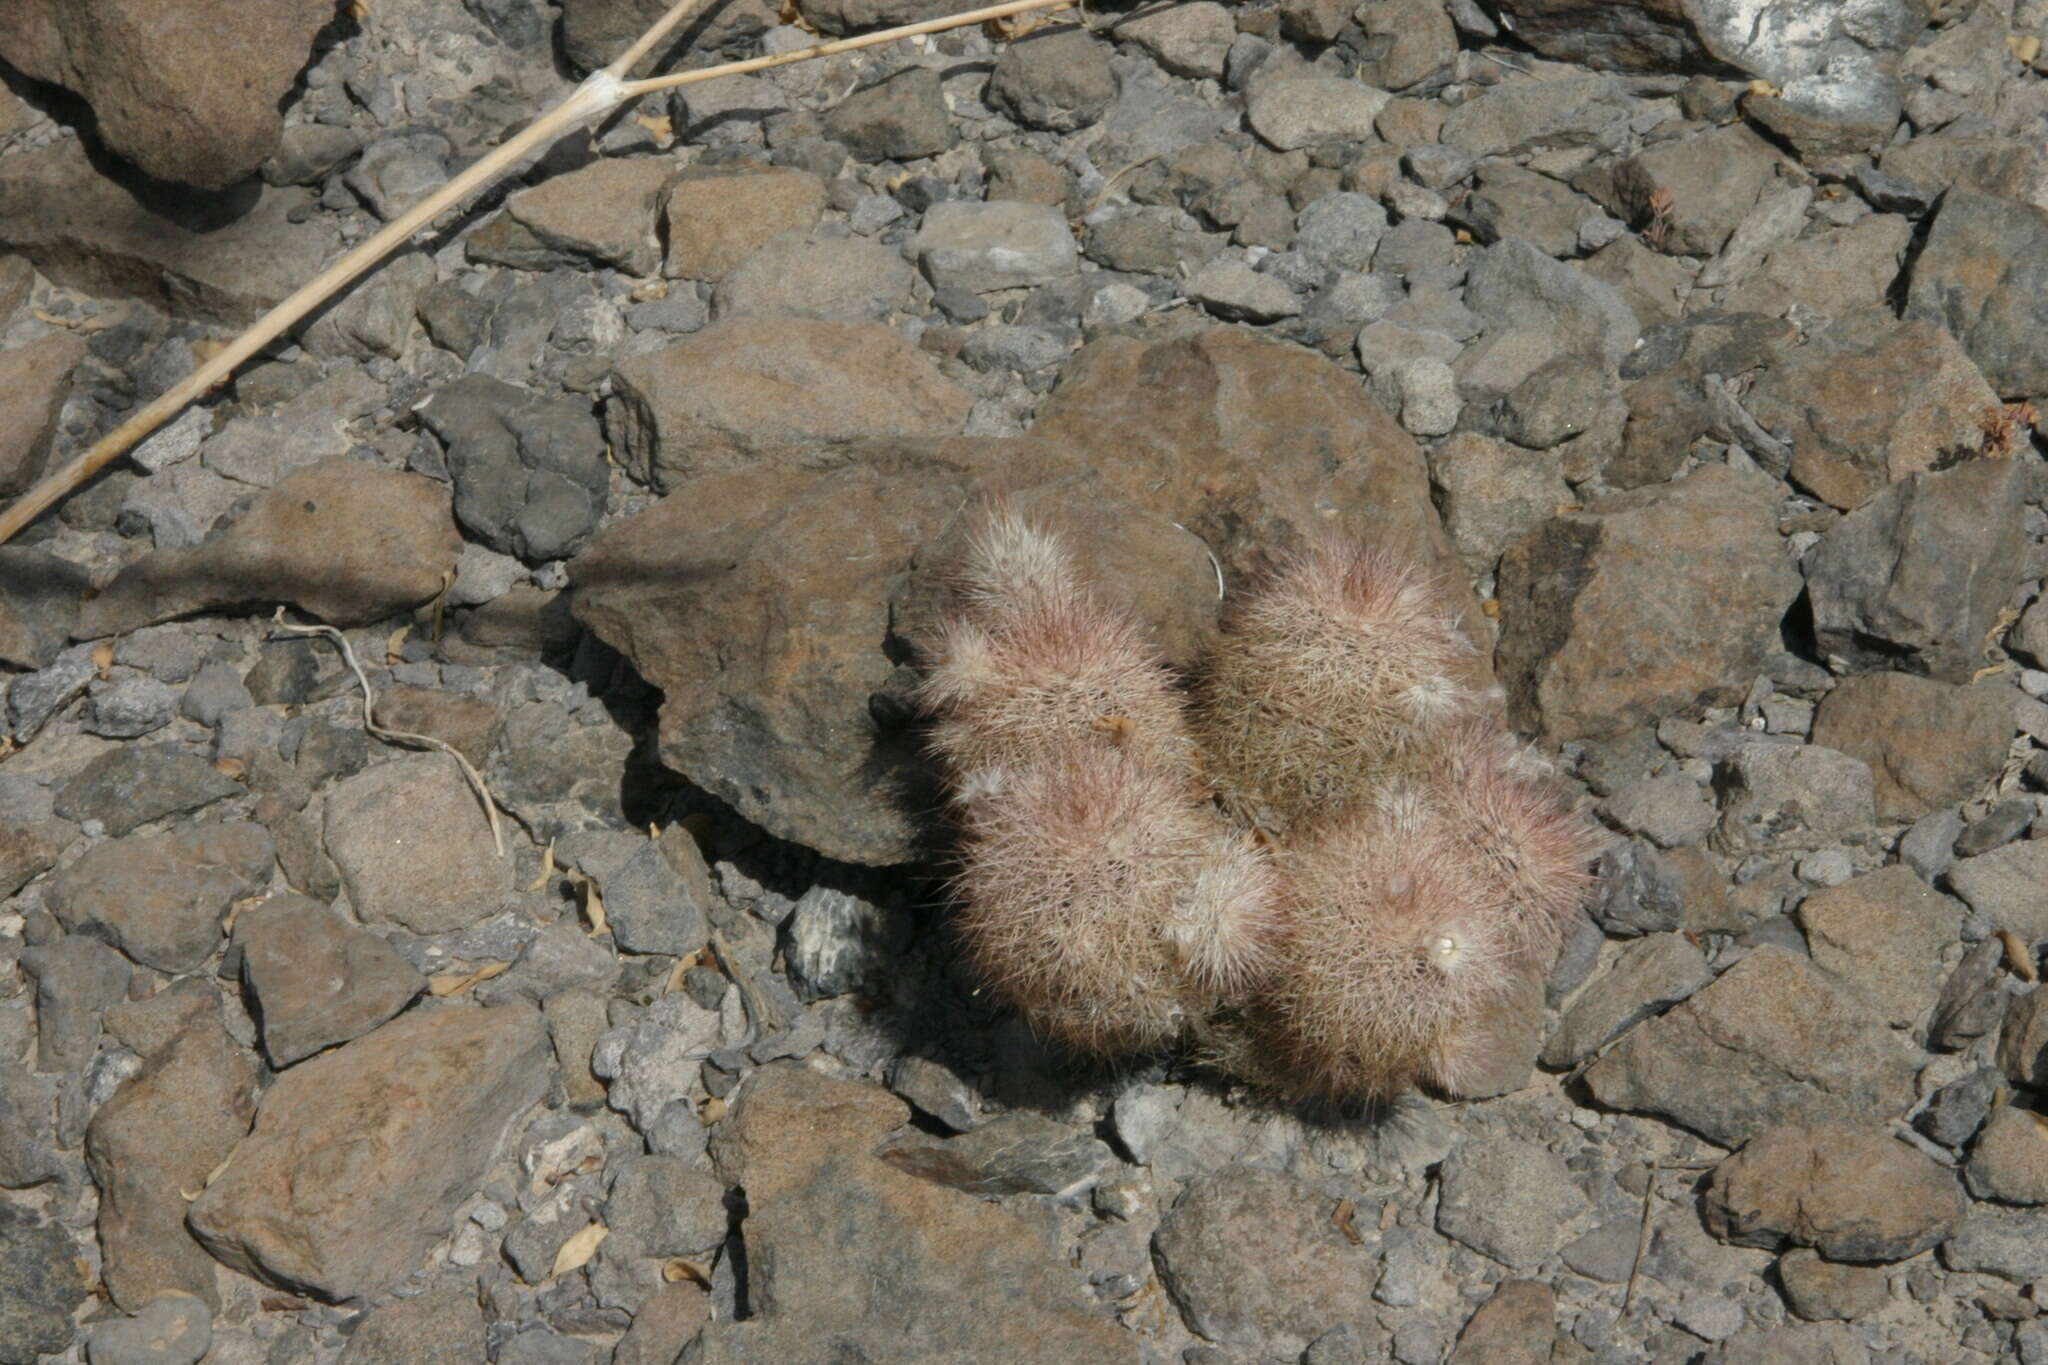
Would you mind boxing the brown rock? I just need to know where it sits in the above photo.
[1153,1167,1377,1356]
[1999,988,2048,1092]
[335,1280,487,1365]
[0,332,86,497]
[507,157,679,277]
[1703,1121,1967,1262]
[0,0,331,189]
[1608,124,1783,258]
[1795,866,1965,1029]
[85,1006,259,1309]
[611,1282,713,1365]
[77,458,463,637]
[233,895,426,1067]
[1967,1102,2048,1205]
[1776,1248,1891,1322]
[1581,237,1691,324]
[1427,432,1574,573]
[1721,215,1913,320]
[0,819,66,899]
[605,319,973,492]
[371,687,504,771]
[186,1004,552,1302]
[1495,465,1802,742]
[1904,187,2048,401]
[665,168,828,281]
[1583,947,1921,1147]
[708,1061,910,1203]
[323,754,513,935]
[1809,673,2013,822]
[1448,1280,1556,1365]
[44,821,275,974]
[1749,310,1999,511]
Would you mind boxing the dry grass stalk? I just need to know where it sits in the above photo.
[0,0,1079,546]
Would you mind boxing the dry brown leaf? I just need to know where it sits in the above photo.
[90,641,114,678]
[629,279,670,303]
[551,1222,608,1279]
[632,112,673,143]
[1747,78,1781,97]
[699,1095,728,1124]
[2001,928,2039,982]
[428,961,512,996]
[1479,599,1501,620]
[662,1257,713,1287]
[385,625,411,665]
[2011,34,2042,64]
[213,756,248,782]
[1975,661,2011,683]
[1332,1198,1362,1245]
[566,869,608,937]
[526,840,557,893]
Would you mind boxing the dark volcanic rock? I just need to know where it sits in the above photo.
[416,376,611,563]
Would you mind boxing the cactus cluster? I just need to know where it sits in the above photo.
[918,511,1604,1102]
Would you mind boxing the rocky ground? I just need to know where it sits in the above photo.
[1,0,2047,1360]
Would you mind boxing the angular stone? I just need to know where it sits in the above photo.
[1952,841,2048,944]
[1448,1280,1555,1365]
[1809,673,2014,822]
[86,1009,259,1309]
[1703,1121,1966,1262]
[506,157,677,277]
[822,67,953,161]
[1436,1137,1587,1272]
[1185,259,1301,323]
[49,746,241,839]
[323,754,513,935]
[987,26,1115,133]
[910,201,1079,293]
[0,333,86,500]
[605,1155,727,1257]
[0,0,330,189]
[780,883,906,1002]
[18,935,129,1073]
[1943,1204,2048,1282]
[694,1063,1135,1363]
[1999,988,2048,1092]
[187,1004,552,1301]
[415,375,610,563]
[45,821,273,973]
[1607,124,1782,259]
[1583,946,1922,1147]
[0,140,337,327]
[1440,74,1632,160]
[1967,1102,2048,1205]
[82,1293,210,1365]
[555,829,713,959]
[1245,78,1392,151]
[1710,742,1875,855]
[1426,433,1573,574]
[1600,773,1719,849]
[370,687,503,771]
[1154,1167,1379,1356]
[1795,867,1965,1029]
[1465,238,1639,369]
[1904,188,2048,402]
[77,458,463,637]
[1355,0,1457,89]
[1456,162,1602,259]
[1721,214,1913,321]
[712,235,916,322]
[877,1113,1113,1198]
[1115,2,1235,78]
[0,1204,89,1363]
[234,895,425,1067]
[0,548,88,673]
[605,319,973,492]
[1495,465,1802,742]
[665,168,827,281]
[335,1281,486,1365]
[1749,310,2001,512]
[1803,453,2034,683]
[1776,1248,1890,1322]
[1541,932,1712,1068]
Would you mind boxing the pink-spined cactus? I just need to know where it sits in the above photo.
[920,511,1603,1103]
[1193,542,1484,831]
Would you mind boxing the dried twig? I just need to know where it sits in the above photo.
[0,0,1080,546]
[269,607,507,857]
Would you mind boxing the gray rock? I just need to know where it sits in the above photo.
[1898,806,1966,882]
[1396,356,1460,437]
[1425,432,1573,575]
[7,645,97,741]
[45,822,275,975]
[886,1055,981,1131]
[1600,774,1718,848]
[262,123,360,186]
[82,677,179,740]
[1942,1203,2048,1282]
[51,746,240,837]
[911,201,1079,293]
[1542,932,1711,1067]
[607,1154,728,1257]
[472,918,621,1007]
[1115,2,1235,78]
[1246,78,1392,151]
[671,75,788,148]
[334,1281,486,1365]
[1951,841,2048,943]
[1775,1247,1891,1323]
[1916,1064,2001,1150]
[84,1293,210,1365]
[1711,742,1876,855]
[505,158,676,278]
[344,133,450,220]
[1583,946,1921,1147]
[0,1062,66,1189]
[1153,1167,1380,1356]
[1440,74,1632,159]
[1904,187,2048,402]
[712,236,916,324]
[177,661,254,728]
[1930,940,2012,1053]
[1185,259,1301,322]
[0,548,89,671]
[1967,1101,2048,1205]
[877,1113,1113,1198]
[780,884,908,1002]
[821,67,953,160]
[988,26,1115,132]
[1465,238,1638,368]
[592,994,725,1132]
[416,375,609,563]
[18,935,130,1073]
[0,1203,89,1363]
[555,829,713,959]
[1809,673,2013,823]
[323,755,513,935]
[1796,866,1964,1029]
[1436,1137,1587,1271]
[502,1174,600,1284]
[1589,838,1686,936]
[1804,456,2034,682]
[234,896,424,1067]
